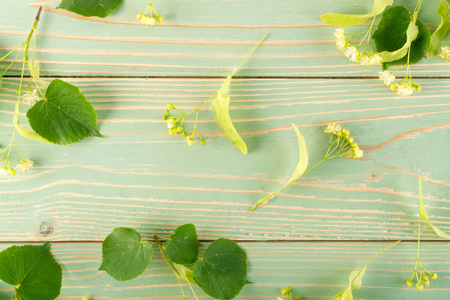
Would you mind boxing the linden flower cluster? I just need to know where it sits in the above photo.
[276,286,301,300]
[0,159,34,179]
[324,122,363,159]
[407,269,437,291]
[162,103,206,146]
[137,0,163,26]
[335,28,382,66]
[378,71,421,97]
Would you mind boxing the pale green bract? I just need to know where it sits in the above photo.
[321,0,393,27]
[212,74,247,154]
[331,241,400,300]
[14,102,52,144]
[173,262,197,285]
[379,19,419,63]
[250,123,308,211]
[426,0,450,59]
[419,177,450,239]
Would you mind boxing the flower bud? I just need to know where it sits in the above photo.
[157,15,163,23]
[416,282,424,291]
[424,280,430,287]
[167,103,174,110]
[200,140,206,145]
[390,83,398,91]
[8,168,16,177]
[431,273,438,280]
[162,115,167,120]
[347,137,354,143]
[187,137,194,146]
[423,274,429,281]
[177,126,183,133]
[295,296,301,300]
[281,288,288,295]
[164,109,170,115]
[136,13,143,20]
[148,17,156,25]
[406,280,413,287]
[181,131,187,137]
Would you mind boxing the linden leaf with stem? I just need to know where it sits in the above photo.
[321,0,393,27]
[250,123,308,211]
[426,0,450,59]
[331,241,400,300]
[212,33,268,154]
[418,177,450,239]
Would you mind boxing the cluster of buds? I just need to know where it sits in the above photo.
[324,122,363,159]
[162,104,206,146]
[406,269,437,291]
[0,159,34,179]
[137,0,163,26]
[335,29,382,66]
[439,46,450,62]
[276,286,301,300]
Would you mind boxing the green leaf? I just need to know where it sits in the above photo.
[173,262,197,285]
[14,102,52,144]
[212,75,247,154]
[57,0,124,18]
[419,177,450,239]
[372,6,431,69]
[426,0,450,59]
[193,238,249,300]
[99,227,154,281]
[27,79,103,145]
[321,0,393,27]
[349,269,366,290]
[0,243,62,300]
[250,123,308,211]
[165,223,200,266]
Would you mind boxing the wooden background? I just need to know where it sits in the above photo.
[1,0,449,299]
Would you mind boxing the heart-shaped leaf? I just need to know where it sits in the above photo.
[372,6,431,69]
[193,238,249,300]
[165,224,200,266]
[57,0,124,18]
[27,79,103,145]
[100,227,154,281]
[0,243,62,300]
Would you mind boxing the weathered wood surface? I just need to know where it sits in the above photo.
[1,0,450,77]
[0,241,449,300]
[0,77,449,242]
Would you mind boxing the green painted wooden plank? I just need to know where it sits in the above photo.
[1,0,450,77]
[0,77,448,241]
[0,241,448,299]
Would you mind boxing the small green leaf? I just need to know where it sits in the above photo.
[0,243,62,300]
[321,0,393,27]
[100,227,154,281]
[57,0,124,18]
[419,177,450,239]
[212,75,247,154]
[372,6,431,69]
[426,0,450,59]
[27,79,103,145]
[349,269,366,290]
[173,262,197,285]
[165,223,200,266]
[193,238,249,300]
[250,123,308,211]
[14,102,52,144]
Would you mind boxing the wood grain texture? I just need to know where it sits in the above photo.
[0,77,449,242]
[0,241,449,300]
[1,0,450,77]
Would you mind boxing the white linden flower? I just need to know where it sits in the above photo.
[343,46,358,62]
[359,54,370,66]
[396,82,415,97]
[334,28,345,40]
[16,159,34,172]
[379,71,396,86]
[22,89,41,108]
[324,122,342,134]
[0,166,9,179]
[369,54,382,65]
[335,38,347,50]
[354,147,364,158]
